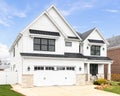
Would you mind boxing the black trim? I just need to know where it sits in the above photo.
[20,53,86,58]
[86,56,112,60]
[68,36,79,39]
[20,53,112,60]
[30,29,60,36]
[88,39,104,43]
[33,38,55,52]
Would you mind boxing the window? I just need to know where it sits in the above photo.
[65,42,72,47]
[57,66,65,70]
[91,45,100,56]
[34,38,55,51]
[34,66,44,71]
[45,67,54,70]
[66,67,75,71]
[90,64,98,76]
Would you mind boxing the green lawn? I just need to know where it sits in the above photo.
[104,86,120,95]
[0,85,24,96]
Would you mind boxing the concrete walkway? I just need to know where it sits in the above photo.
[12,85,120,96]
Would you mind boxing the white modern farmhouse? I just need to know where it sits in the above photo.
[9,5,112,87]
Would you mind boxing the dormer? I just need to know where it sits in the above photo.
[80,28,109,57]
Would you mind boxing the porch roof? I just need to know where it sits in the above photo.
[86,56,112,60]
[20,52,86,58]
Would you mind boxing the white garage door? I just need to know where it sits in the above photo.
[33,66,76,86]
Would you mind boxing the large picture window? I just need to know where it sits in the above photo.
[34,38,55,51]
[91,45,100,56]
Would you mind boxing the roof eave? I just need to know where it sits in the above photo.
[9,33,23,52]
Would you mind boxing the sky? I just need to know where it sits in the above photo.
[0,0,120,59]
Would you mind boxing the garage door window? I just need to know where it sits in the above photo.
[45,67,54,70]
[34,66,44,71]
[66,67,75,71]
[57,67,65,70]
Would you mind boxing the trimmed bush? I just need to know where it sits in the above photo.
[94,78,107,85]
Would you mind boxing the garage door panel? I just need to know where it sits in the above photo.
[34,67,76,86]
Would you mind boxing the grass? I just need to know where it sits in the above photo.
[104,86,120,94]
[0,85,24,96]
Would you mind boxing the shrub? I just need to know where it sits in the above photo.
[94,78,107,85]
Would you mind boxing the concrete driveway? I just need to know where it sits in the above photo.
[12,85,120,96]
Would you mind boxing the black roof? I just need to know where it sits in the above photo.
[86,56,112,60]
[29,29,60,36]
[77,28,95,40]
[88,39,104,44]
[20,53,86,58]
[68,36,79,39]
[20,52,111,61]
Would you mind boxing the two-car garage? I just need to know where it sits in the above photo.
[33,66,76,86]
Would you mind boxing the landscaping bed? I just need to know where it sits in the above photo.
[0,85,24,96]
[94,78,120,95]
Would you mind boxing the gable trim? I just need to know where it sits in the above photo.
[47,5,82,41]
[44,12,67,38]
[85,28,109,45]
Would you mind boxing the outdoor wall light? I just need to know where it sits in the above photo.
[79,67,82,71]
[27,66,30,71]
[103,48,105,51]
[87,46,89,49]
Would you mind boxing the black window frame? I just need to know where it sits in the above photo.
[91,45,101,56]
[66,67,75,71]
[34,66,44,71]
[33,38,55,51]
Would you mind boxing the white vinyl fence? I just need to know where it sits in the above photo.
[0,72,18,84]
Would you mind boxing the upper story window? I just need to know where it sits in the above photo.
[91,45,100,56]
[65,42,72,47]
[34,38,55,51]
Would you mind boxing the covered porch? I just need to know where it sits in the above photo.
[84,60,112,83]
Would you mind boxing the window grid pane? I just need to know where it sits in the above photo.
[34,38,55,51]
[91,45,100,56]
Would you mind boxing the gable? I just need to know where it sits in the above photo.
[84,28,109,45]
[47,6,81,38]
[88,30,103,40]
[30,14,59,32]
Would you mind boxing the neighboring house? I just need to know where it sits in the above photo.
[105,35,120,80]
[9,5,112,87]
[0,60,10,71]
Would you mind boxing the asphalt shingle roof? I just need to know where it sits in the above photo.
[77,28,96,40]
[107,35,120,48]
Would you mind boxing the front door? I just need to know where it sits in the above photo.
[90,64,98,76]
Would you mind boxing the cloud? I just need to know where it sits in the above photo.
[0,0,28,27]
[0,43,9,60]
[105,9,119,13]
[60,0,95,16]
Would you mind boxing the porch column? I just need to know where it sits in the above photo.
[107,63,111,80]
[87,63,90,81]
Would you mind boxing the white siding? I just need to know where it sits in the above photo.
[82,30,107,56]
[64,41,79,53]
[48,8,76,37]
[22,58,84,75]
[30,14,59,32]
